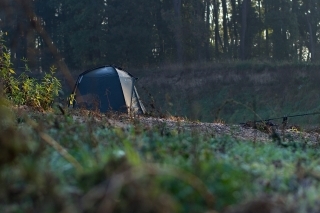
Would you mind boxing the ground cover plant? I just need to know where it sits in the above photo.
[2,101,320,212]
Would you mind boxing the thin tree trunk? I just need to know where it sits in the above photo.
[230,0,238,58]
[307,15,315,62]
[299,36,303,61]
[205,0,211,60]
[292,0,298,61]
[195,0,204,61]
[257,0,261,55]
[173,0,183,63]
[19,0,75,90]
[240,0,249,60]
[265,0,269,58]
[222,0,229,55]
[213,0,221,58]
[309,0,317,61]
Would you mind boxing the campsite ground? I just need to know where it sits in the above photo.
[16,103,320,149]
[69,109,320,145]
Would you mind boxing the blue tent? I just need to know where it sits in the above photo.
[69,66,146,114]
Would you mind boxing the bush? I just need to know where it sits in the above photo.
[0,34,61,110]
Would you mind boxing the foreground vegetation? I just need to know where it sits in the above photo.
[1,102,320,212]
[2,35,320,212]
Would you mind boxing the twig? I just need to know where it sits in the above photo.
[28,120,84,173]
[17,0,75,91]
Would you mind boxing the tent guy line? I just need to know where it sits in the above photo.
[240,111,320,126]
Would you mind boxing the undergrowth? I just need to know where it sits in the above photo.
[0,34,61,110]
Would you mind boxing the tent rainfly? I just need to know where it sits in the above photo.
[69,65,146,114]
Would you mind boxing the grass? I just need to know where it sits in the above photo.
[2,99,320,213]
[132,61,320,127]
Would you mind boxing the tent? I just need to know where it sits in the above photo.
[69,65,146,114]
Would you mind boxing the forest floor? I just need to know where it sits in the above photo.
[14,105,320,145]
[62,107,320,145]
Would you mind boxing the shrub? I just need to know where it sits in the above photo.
[0,34,61,110]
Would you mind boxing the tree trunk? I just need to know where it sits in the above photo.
[240,0,249,60]
[222,0,229,55]
[230,0,238,58]
[257,0,261,54]
[309,0,317,62]
[299,35,303,61]
[292,0,299,61]
[307,15,315,62]
[173,0,183,63]
[205,0,211,60]
[213,0,221,58]
[265,0,269,58]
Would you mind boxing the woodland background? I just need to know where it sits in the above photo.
[1,0,320,69]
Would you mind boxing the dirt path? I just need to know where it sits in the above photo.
[71,110,320,144]
[137,116,320,144]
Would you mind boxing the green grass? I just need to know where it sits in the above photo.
[133,61,320,127]
[2,102,320,212]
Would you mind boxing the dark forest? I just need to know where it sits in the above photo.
[1,0,319,71]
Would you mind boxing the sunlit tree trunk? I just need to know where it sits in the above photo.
[306,13,315,62]
[299,35,303,61]
[205,0,211,60]
[306,0,317,62]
